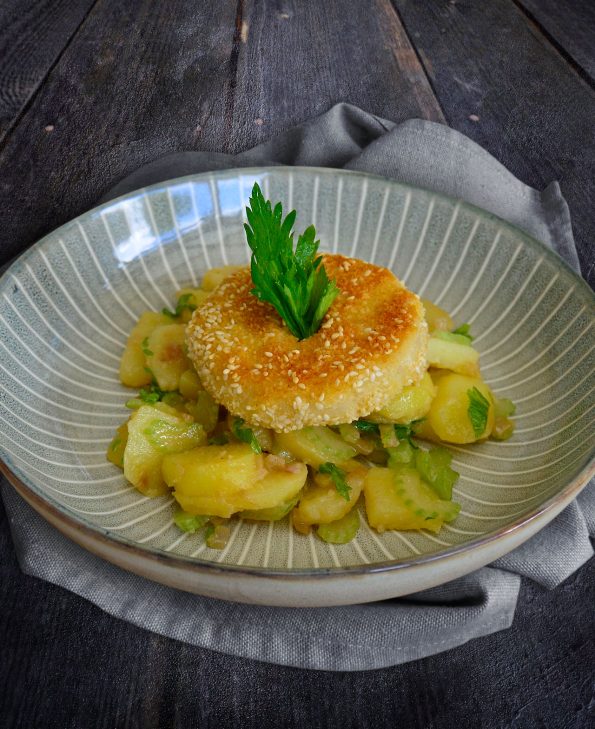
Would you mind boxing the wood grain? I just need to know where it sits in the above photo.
[0,0,443,268]
[392,0,595,287]
[226,0,444,152]
[515,0,595,81]
[0,0,98,141]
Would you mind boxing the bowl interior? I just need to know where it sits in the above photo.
[1,167,593,571]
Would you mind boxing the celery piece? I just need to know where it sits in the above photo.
[494,398,516,418]
[379,423,399,448]
[241,494,300,521]
[125,398,144,410]
[414,447,459,500]
[173,507,210,533]
[435,331,473,347]
[392,465,460,522]
[142,418,204,451]
[386,441,415,466]
[317,508,360,544]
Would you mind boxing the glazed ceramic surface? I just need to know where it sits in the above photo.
[0,167,593,606]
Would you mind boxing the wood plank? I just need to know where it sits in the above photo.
[392,0,595,287]
[515,0,595,81]
[0,0,443,268]
[0,0,98,141]
[226,0,444,152]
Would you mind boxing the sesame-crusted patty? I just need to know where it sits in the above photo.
[186,254,428,432]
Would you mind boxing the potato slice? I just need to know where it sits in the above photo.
[146,323,192,391]
[428,373,494,443]
[119,311,171,387]
[178,369,204,399]
[370,372,436,423]
[163,444,307,518]
[124,405,205,497]
[427,335,480,377]
[421,299,453,333]
[293,467,366,525]
[201,265,244,292]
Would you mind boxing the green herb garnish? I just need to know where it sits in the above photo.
[231,417,262,454]
[162,293,196,319]
[139,383,166,404]
[141,336,153,357]
[467,387,490,438]
[394,419,424,449]
[354,419,380,434]
[319,462,351,501]
[244,183,339,340]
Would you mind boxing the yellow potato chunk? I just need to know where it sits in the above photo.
[429,373,495,444]
[163,443,307,518]
[421,299,453,332]
[293,467,366,526]
[106,422,128,469]
[146,323,192,391]
[178,369,204,399]
[201,265,244,292]
[364,467,443,533]
[371,372,436,423]
[119,311,171,387]
[427,335,480,377]
[124,405,205,497]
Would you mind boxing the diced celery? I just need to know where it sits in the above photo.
[173,506,210,533]
[494,398,516,418]
[379,424,399,448]
[392,465,460,522]
[434,331,472,347]
[414,447,459,500]
[241,493,301,521]
[386,441,415,466]
[274,426,357,467]
[317,508,360,544]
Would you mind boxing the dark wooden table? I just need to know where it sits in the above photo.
[1,1,593,727]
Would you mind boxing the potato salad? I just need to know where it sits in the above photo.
[107,185,515,549]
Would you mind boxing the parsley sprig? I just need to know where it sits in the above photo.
[244,183,339,340]
[467,387,490,437]
[319,462,351,501]
[231,417,262,454]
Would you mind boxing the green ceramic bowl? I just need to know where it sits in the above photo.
[0,167,593,606]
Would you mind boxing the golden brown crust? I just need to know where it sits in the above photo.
[186,255,428,431]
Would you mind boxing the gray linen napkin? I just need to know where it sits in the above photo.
[2,103,593,671]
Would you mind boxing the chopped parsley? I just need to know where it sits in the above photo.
[467,387,490,438]
[319,462,351,501]
[231,417,262,454]
[244,183,339,340]
[141,336,153,357]
[162,293,197,319]
[354,418,423,448]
